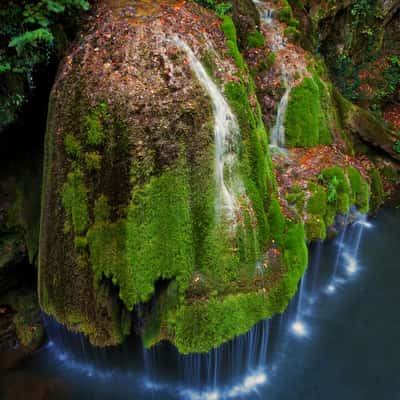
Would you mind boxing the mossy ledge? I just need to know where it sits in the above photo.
[39,3,308,353]
[285,165,373,242]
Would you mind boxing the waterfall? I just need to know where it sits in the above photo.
[326,212,373,294]
[353,213,372,257]
[290,275,308,337]
[270,81,291,151]
[253,0,273,23]
[173,37,241,222]
[331,214,349,281]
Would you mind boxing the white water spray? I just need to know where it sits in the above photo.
[173,37,241,222]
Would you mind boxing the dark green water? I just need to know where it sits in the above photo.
[1,208,400,400]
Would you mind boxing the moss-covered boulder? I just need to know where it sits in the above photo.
[333,88,400,160]
[285,75,332,147]
[39,1,308,352]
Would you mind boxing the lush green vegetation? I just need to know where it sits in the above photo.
[62,168,89,236]
[346,167,369,213]
[301,166,371,241]
[126,161,194,308]
[370,168,385,211]
[0,0,89,127]
[247,30,265,48]
[285,76,332,147]
[194,0,232,18]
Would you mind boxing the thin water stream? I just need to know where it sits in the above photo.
[173,37,241,222]
[2,209,399,399]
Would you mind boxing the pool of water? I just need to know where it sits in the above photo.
[2,208,400,400]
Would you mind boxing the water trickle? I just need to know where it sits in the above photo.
[353,212,372,257]
[173,37,241,222]
[270,79,291,151]
[290,274,308,338]
[332,214,350,281]
[254,0,274,24]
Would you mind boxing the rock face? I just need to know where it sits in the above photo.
[0,130,44,359]
[39,0,308,352]
[309,0,400,124]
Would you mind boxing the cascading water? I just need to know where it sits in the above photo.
[326,212,373,294]
[253,0,273,24]
[172,37,241,222]
[270,79,291,151]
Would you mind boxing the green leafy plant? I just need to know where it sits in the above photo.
[194,0,232,18]
[327,175,338,203]
[215,3,232,18]
[0,0,89,128]
[247,30,265,48]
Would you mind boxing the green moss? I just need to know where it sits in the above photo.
[87,217,129,297]
[221,15,237,43]
[283,26,300,42]
[247,30,265,48]
[74,236,88,249]
[286,185,305,213]
[174,293,267,354]
[62,168,89,235]
[282,221,307,275]
[320,166,350,194]
[370,168,385,211]
[303,166,370,240]
[266,52,276,68]
[85,103,107,146]
[320,166,350,215]
[84,151,102,171]
[346,166,369,213]
[325,203,337,227]
[5,291,44,351]
[285,76,332,147]
[381,165,398,182]
[278,0,293,24]
[64,134,82,159]
[94,194,110,222]
[307,183,327,216]
[268,198,285,247]
[305,215,326,241]
[222,16,246,71]
[336,192,350,214]
[125,160,194,308]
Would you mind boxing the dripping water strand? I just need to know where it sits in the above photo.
[172,36,242,223]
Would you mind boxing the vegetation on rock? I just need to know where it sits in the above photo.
[285,76,332,147]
